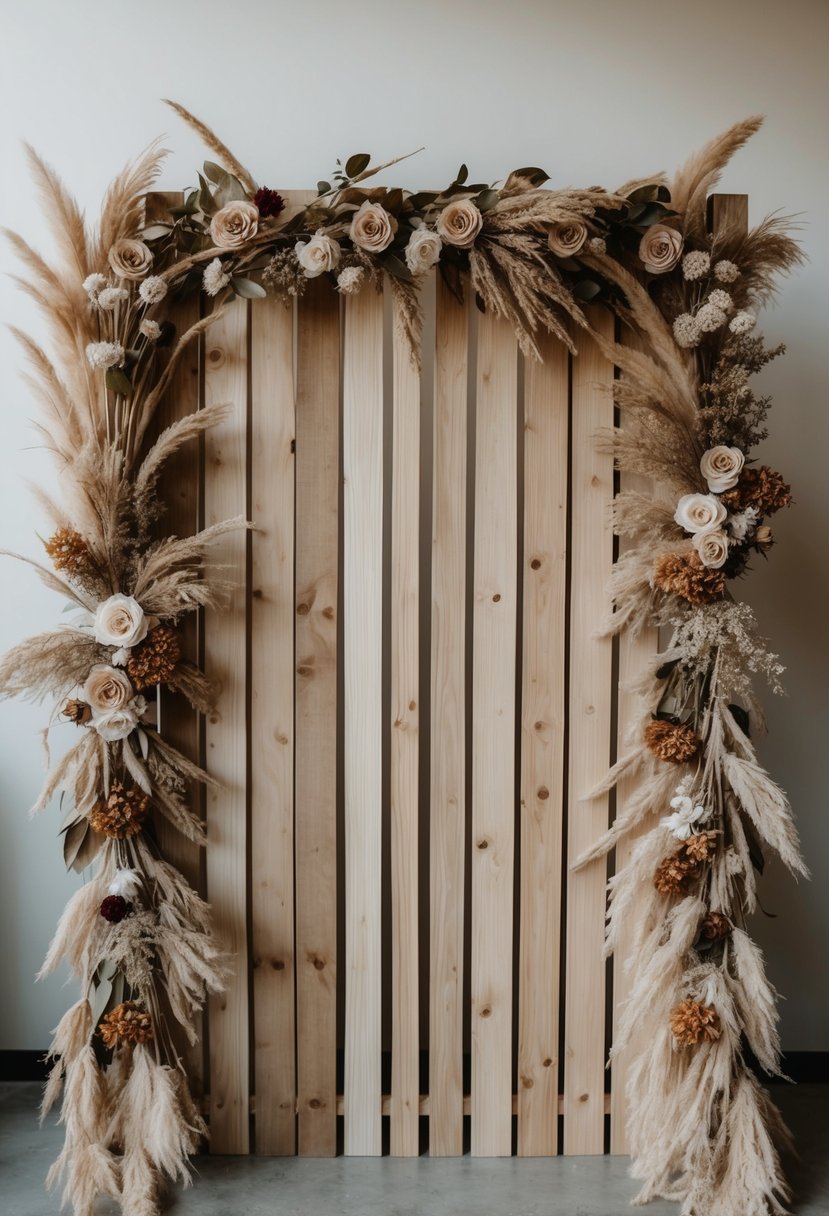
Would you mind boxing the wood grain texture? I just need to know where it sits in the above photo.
[428,281,468,1157]
[563,308,615,1156]
[250,296,296,1155]
[470,312,518,1158]
[295,276,340,1156]
[517,332,569,1156]
[342,287,385,1156]
[203,299,250,1154]
[390,291,421,1156]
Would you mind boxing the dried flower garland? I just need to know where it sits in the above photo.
[0,101,804,1216]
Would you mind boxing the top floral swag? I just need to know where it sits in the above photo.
[0,102,805,1216]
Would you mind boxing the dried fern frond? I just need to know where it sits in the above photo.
[0,629,105,702]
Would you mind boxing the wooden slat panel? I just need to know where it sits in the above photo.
[390,291,421,1156]
[250,296,296,1154]
[470,312,518,1158]
[428,280,468,1157]
[342,287,385,1156]
[295,277,340,1156]
[203,300,250,1154]
[563,308,615,1155]
[517,332,569,1156]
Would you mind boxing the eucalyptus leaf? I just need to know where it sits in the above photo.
[215,175,249,207]
[728,703,751,738]
[231,276,267,299]
[633,203,670,228]
[456,164,468,185]
[345,152,371,179]
[63,817,90,871]
[203,161,230,187]
[142,223,172,241]
[89,977,113,1029]
[71,825,104,874]
[317,180,331,195]
[97,958,118,983]
[477,189,500,212]
[573,279,602,301]
[383,254,413,282]
[105,367,134,398]
[504,166,550,191]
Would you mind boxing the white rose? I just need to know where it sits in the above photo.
[210,200,259,249]
[674,493,727,535]
[350,201,396,253]
[405,227,442,275]
[639,225,683,274]
[693,529,729,569]
[93,706,139,742]
[93,594,149,650]
[548,220,588,257]
[108,239,154,281]
[436,199,483,249]
[83,665,135,714]
[295,234,342,278]
[700,446,745,493]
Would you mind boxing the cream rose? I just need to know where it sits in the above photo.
[93,706,140,742]
[350,201,396,253]
[210,200,260,250]
[548,220,588,257]
[700,446,745,493]
[693,529,729,569]
[674,493,727,536]
[436,199,483,249]
[295,234,342,277]
[83,665,134,715]
[93,594,149,650]
[639,225,683,275]
[405,227,442,275]
[108,239,154,281]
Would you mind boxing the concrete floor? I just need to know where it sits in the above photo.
[1,1082,827,1216]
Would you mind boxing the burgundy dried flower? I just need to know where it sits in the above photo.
[253,187,285,218]
[100,895,130,924]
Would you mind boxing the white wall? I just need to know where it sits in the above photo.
[1,0,827,1051]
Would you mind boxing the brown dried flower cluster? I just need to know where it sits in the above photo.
[62,698,92,726]
[700,911,731,941]
[127,624,181,690]
[669,998,722,1046]
[721,466,792,516]
[44,528,96,583]
[89,781,149,839]
[644,719,701,764]
[653,551,726,606]
[684,831,718,863]
[654,833,718,895]
[99,1001,154,1049]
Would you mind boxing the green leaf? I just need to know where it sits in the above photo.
[215,174,249,207]
[317,180,331,195]
[105,367,133,398]
[383,253,413,282]
[345,152,371,178]
[231,276,267,299]
[728,703,751,738]
[456,164,468,185]
[142,223,172,241]
[632,202,670,228]
[573,279,602,302]
[477,189,500,212]
[504,166,550,191]
[63,817,102,873]
[383,187,404,215]
[89,976,113,1029]
[203,160,230,186]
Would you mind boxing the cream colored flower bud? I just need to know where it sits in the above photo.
[83,665,134,714]
[350,201,396,253]
[405,227,442,274]
[692,529,729,569]
[210,200,259,250]
[436,199,483,249]
[548,220,587,257]
[674,493,727,535]
[639,224,683,274]
[93,594,149,650]
[700,446,744,493]
[108,239,154,281]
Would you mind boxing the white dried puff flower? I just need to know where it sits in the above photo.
[588,236,606,254]
[337,266,365,295]
[108,869,143,900]
[140,319,161,341]
[729,309,757,335]
[139,275,167,304]
[728,506,759,542]
[673,313,701,348]
[707,289,733,313]
[83,273,107,300]
[682,250,711,280]
[696,302,727,333]
[203,257,230,297]
[86,341,124,369]
[714,259,739,283]
[96,286,129,310]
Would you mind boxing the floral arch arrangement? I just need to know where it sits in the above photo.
[1,102,805,1216]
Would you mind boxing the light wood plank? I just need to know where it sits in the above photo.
[428,280,468,1157]
[390,290,421,1156]
[343,287,385,1156]
[295,276,340,1156]
[203,299,250,1154]
[563,308,615,1156]
[470,312,518,1157]
[250,296,296,1155]
[517,332,569,1156]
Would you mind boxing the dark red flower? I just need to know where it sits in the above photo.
[253,187,285,218]
[100,895,130,924]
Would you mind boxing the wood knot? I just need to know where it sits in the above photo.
[297,602,310,616]
[534,720,544,731]
[207,347,225,367]
[477,838,489,850]
[492,593,501,603]
[521,1075,534,1089]
[586,704,595,715]
[579,1092,589,1103]
[542,1058,553,1068]
[537,786,550,801]
[271,959,285,971]
[309,1098,323,1110]
[322,606,335,620]
[408,699,417,711]
[530,557,542,570]
[480,1005,492,1018]
[296,664,313,678]
[312,956,325,971]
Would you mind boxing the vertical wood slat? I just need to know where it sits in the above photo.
[428,281,468,1157]
[470,312,518,1157]
[390,291,421,1156]
[250,297,296,1154]
[295,277,340,1156]
[203,300,250,1154]
[343,287,385,1156]
[563,307,615,1156]
[517,332,569,1156]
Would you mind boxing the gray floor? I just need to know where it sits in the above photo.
[1,1082,827,1216]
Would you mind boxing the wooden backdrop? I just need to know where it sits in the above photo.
[149,189,744,1160]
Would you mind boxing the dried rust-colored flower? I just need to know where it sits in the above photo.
[253,186,285,218]
[100,894,131,924]
[653,551,726,606]
[700,910,731,941]
[644,719,701,764]
[721,466,792,516]
[682,830,718,864]
[99,1001,154,1049]
[44,528,96,583]
[654,851,698,896]
[89,781,149,839]
[126,623,181,690]
[62,698,92,726]
[669,998,722,1046]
